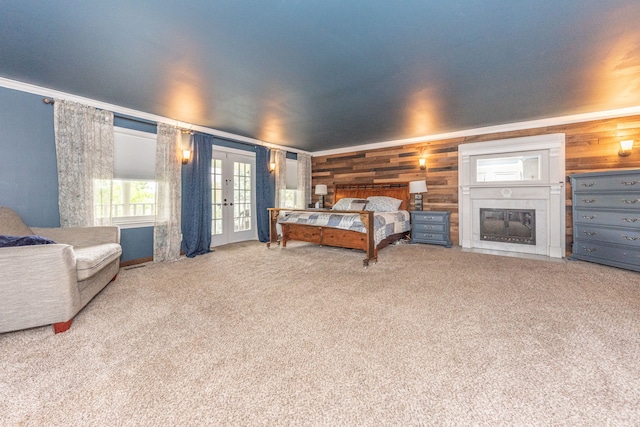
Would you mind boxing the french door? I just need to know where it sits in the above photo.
[210,148,257,247]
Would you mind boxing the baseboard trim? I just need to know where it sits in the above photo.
[120,256,153,268]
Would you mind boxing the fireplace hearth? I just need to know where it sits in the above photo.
[480,208,535,245]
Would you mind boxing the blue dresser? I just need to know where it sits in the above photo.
[569,169,640,272]
[410,211,452,247]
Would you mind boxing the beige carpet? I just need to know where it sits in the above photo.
[1,241,640,426]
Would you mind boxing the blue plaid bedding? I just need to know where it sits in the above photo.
[278,210,411,245]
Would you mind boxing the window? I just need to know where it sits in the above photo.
[106,127,157,227]
[281,157,301,209]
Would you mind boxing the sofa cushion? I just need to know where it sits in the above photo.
[0,207,34,237]
[74,243,122,281]
[0,235,56,247]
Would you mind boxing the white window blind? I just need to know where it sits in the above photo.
[113,127,156,180]
[286,158,298,190]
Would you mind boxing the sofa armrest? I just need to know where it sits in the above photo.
[0,244,81,333]
[31,226,121,247]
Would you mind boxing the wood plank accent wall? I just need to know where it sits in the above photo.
[312,115,640,250]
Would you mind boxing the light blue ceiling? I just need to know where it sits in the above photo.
[2,1,640,151]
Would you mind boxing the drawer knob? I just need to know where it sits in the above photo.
[623,235,640,241]
[622,217,640,223]
[622,180,639,186]
[582,199,596,203]
[582,215,596,220]
[581,182,595,187]
[583,231,597,236]
[622,199,640,204]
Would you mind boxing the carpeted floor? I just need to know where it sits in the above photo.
[1,240,639,426]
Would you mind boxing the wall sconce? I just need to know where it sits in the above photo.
[315,184,328,209]
[409,180,428,211]
[419,157,427,170]
[182,149,191,165]
[619,140,634,157]
[269,151,276,173]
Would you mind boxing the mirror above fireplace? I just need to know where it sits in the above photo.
[476,154,541,182]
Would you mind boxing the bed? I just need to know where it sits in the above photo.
[267,182,411,267]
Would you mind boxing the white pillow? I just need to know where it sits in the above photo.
[365,196,402,212]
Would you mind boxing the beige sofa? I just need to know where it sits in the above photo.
[0,207,122,334]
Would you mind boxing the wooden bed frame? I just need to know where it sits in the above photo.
[267,182,410,267]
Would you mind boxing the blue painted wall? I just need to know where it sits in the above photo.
[0,86,60,227]
[0,86,152,261]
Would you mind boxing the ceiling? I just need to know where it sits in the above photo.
[2,1,640,152]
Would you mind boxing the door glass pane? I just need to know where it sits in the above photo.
[233,161,252,232]
[211,159,223,235]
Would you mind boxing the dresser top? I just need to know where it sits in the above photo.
[569,168,640,179]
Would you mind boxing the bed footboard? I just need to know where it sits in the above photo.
[267,208,377,267]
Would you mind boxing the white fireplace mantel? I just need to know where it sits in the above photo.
[458,134,566,258]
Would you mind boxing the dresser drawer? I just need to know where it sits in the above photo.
[573,193,640,209]
[412,212,447,223]
[573,173,640,192]
[574,224,640,248]
[573,209,640,229]
[572,239,640,270]
[412,222,446,233]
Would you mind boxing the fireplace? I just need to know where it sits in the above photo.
[458,134,566,258]
[480,208,535,245]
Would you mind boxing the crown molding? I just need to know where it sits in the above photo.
[4,76,639,158]
[0,77,310,155]
[312,106,640,157]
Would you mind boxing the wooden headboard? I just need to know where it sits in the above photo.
[334,182,410,210]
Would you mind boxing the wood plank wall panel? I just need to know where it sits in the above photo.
[312,115,640,249]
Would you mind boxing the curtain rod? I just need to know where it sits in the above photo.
[44,97,178,129]
[42,97,277,152]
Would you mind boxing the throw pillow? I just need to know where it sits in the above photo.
[365,196,402,212]
[332,198,355,210]
[0,207,34,236]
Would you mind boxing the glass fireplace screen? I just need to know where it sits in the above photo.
[480,208,536,245]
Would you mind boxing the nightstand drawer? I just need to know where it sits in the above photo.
[413,231,447,242]
[413,222,446,233]
[412,212,447,223]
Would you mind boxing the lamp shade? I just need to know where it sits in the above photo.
[409,180,428,194]
[315,184,328,195]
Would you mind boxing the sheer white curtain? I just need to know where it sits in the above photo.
[274,149,287,208]
[154,123,182,262]
[53,99,114,227]
[296,153,312,209]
